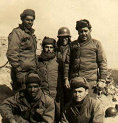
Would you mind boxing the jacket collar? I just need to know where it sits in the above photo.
[18,89,46,108]
[71,95,90,115]
[19,24,35,35]
[77,36,92,46]
[58,45,69,53]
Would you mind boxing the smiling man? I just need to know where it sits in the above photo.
[60,77,104,123]
[64,19,108,96]
[0,73,55,123]
[6,9,37,91]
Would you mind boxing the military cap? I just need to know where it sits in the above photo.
[25,73,41,85]
[42,37,56,47]
[75,19,92,30]
[20,9,35,20]
[70,77,89,90]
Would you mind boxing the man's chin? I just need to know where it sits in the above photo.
[82,37,87,41]
[74,98,82,102]
[31,93,37,98]
[26,25,32,29]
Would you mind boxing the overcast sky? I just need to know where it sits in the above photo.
[0,0,118,69]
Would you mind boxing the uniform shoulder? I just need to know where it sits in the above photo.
[11,26,21,32]
[89,97,102,106]
[92,38,101,45]
[45,93,54,101]
[42,92,54,105]
[1,90,24,104]
[9,26,22,36]
[70,40,79,49]
[71,40,78,45]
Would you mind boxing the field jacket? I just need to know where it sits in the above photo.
[7,24,37,73]
[0,89,55,123]
[37,56,60,99]
[64,38,107,82]
[60,95,104,123]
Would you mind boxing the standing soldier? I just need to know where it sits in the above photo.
[7,9,37,91]
[57,27,71,105]
[37,37,60,122]
[64,19,107,96]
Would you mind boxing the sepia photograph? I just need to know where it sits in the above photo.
[0,0,118,122]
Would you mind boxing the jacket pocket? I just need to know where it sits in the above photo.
[21,36,32,50]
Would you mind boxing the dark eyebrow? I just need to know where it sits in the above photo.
[26,18,34,21]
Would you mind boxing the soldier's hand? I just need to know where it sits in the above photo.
[97,79,106,88]
[64,78,70,89]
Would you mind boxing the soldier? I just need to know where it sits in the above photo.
[6,9,37,91]
[37,37,60,122]
[60,77,104,123]
[37,37,58,99]
[0,73,55,123]
[64,19,107,96]
[57,27,71,105]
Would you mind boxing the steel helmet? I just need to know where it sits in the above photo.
[57,27,71,37]
[105,107,117,117]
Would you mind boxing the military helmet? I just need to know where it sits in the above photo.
[105,107,117,117]
[57,27,71,37]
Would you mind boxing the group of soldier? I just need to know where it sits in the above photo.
[0,9,108,123]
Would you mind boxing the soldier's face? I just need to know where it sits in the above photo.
[22,15,34,29]
[59,36,69,46]
[27,83,39,98]
[78,27,91,41]
[44,44,54,53]
[72,87,88,102]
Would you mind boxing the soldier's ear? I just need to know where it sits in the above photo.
[86,89,89,95]
[89,29,92,32]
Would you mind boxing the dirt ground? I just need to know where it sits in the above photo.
[0,40,118,123]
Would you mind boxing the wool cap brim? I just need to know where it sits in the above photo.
[20,9,35,20]
[70,77,89,90]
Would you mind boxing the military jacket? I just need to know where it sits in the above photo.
[60,95,104,123]
[7,24,37,72]
[0,89,55,123]
[64,38,107,82]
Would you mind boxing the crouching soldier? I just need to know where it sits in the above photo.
[0,73,55,123]
[60,77,104,123]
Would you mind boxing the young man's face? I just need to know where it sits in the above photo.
[72,87,88,102]
[44,44,54,53]
[26,83,39,98]
[78,27,91,41]
[59,36,69,46]
[22,15,34,29]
